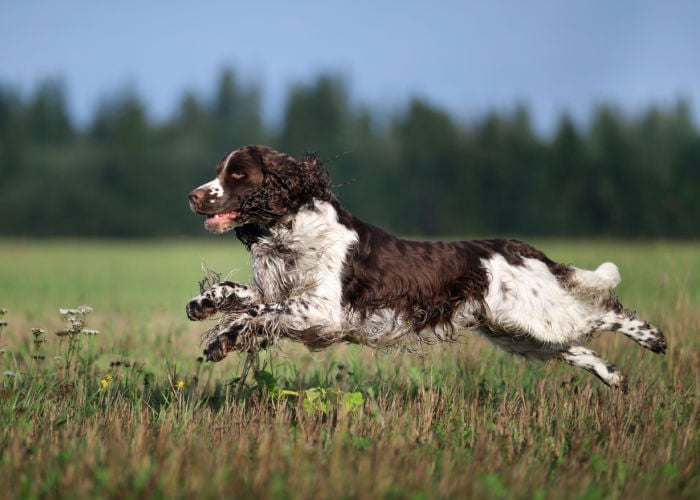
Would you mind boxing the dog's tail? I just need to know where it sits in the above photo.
[571,262,621,294]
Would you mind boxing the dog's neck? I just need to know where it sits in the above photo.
[234,224,271,250]
[237,198,352,251]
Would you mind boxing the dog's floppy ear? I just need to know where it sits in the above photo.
[238,146,334,226]
[260,149,305,199]
[299,151,332,200]
[261,149,331,204]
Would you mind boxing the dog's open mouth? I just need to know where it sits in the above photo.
[204,210,241,232]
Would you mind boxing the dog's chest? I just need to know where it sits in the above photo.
[251,239,307,301]
[250,201,357,305]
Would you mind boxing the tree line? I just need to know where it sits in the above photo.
[1,69,698,238]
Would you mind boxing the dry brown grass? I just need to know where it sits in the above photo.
[0,240,698,498]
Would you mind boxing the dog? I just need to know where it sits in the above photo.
[186,145,666,389]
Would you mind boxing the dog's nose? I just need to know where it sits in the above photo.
[189,189,205,207]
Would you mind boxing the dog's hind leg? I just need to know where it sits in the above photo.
[593,297,667,354]
[559,345,628,391]
[571,264,666,354]
[597,314,667,354]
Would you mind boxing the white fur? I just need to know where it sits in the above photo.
[202,200,359,347]
[196,179,224,201]
[252,201,357,324]
[560,345,627,388]
[480,255,593,345]
[572,262,621,293]
[345,308,414,348]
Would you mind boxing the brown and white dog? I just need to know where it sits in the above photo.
[187,145,666,389]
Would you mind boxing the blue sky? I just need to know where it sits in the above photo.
[1,0,698,132]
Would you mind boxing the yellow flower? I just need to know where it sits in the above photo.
[176,380,185,389]
[100,374,113,389]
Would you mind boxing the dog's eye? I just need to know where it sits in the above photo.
[231,172,246,180]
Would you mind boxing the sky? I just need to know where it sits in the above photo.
[1,0,698,133]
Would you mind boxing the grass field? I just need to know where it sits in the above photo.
[0,239,698,498]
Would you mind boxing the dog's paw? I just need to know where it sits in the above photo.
[203,340,226,362]
[186,297,216,321]
[646,332,667,355]
[203,327,241,362]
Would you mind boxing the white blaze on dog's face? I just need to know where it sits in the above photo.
[188,148,265,234]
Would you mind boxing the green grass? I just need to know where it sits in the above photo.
[0,238,698,498]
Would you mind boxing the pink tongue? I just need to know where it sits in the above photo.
[211,211,238,220]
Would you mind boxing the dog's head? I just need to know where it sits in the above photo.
[189,145,332,234]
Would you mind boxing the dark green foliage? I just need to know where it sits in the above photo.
[1,70,698,237]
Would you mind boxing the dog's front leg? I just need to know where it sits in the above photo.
[203,298,337,361]
[186,281,258,321]
[203,322,244,361]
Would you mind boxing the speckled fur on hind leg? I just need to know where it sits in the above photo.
[559,345,629,392]
[593,297,667,354]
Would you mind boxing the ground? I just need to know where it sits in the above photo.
[0,239,697,498]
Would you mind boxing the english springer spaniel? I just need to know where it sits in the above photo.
[187,145,666,390]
